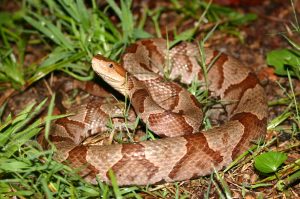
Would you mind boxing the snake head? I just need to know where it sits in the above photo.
[92,54,128,96]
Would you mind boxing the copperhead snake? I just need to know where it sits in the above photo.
[47,38,268,186]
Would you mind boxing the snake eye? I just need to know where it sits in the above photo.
[109,63,113,68]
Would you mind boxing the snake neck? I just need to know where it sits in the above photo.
[116,78,130,97]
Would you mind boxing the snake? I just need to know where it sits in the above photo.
[47,38,268,186]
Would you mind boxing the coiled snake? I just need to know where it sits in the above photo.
[47,38,268,186]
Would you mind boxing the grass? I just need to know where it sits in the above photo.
[0,0,299,198]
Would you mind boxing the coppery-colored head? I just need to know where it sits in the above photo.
[92,54,128,96]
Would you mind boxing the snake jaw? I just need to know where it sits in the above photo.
[92,55,128,96]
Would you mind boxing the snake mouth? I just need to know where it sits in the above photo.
[94,70,127,96]
[95,71,121,83]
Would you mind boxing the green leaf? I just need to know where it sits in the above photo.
[132,29,152,39]
[228,12,257,25]
[267,49,300,78]
[200,2,257,25]
[107,0,134,42]
[0,12,15,27]
[254,151,287,173]
[40,47,73,67]
[283,35,300,51]
[171,28,196,46]
[106,0,122,19]
[24,13,74,51]
[0,159,31,172]
[108,169,122,199]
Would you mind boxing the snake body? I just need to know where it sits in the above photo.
[48,39,268,186]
